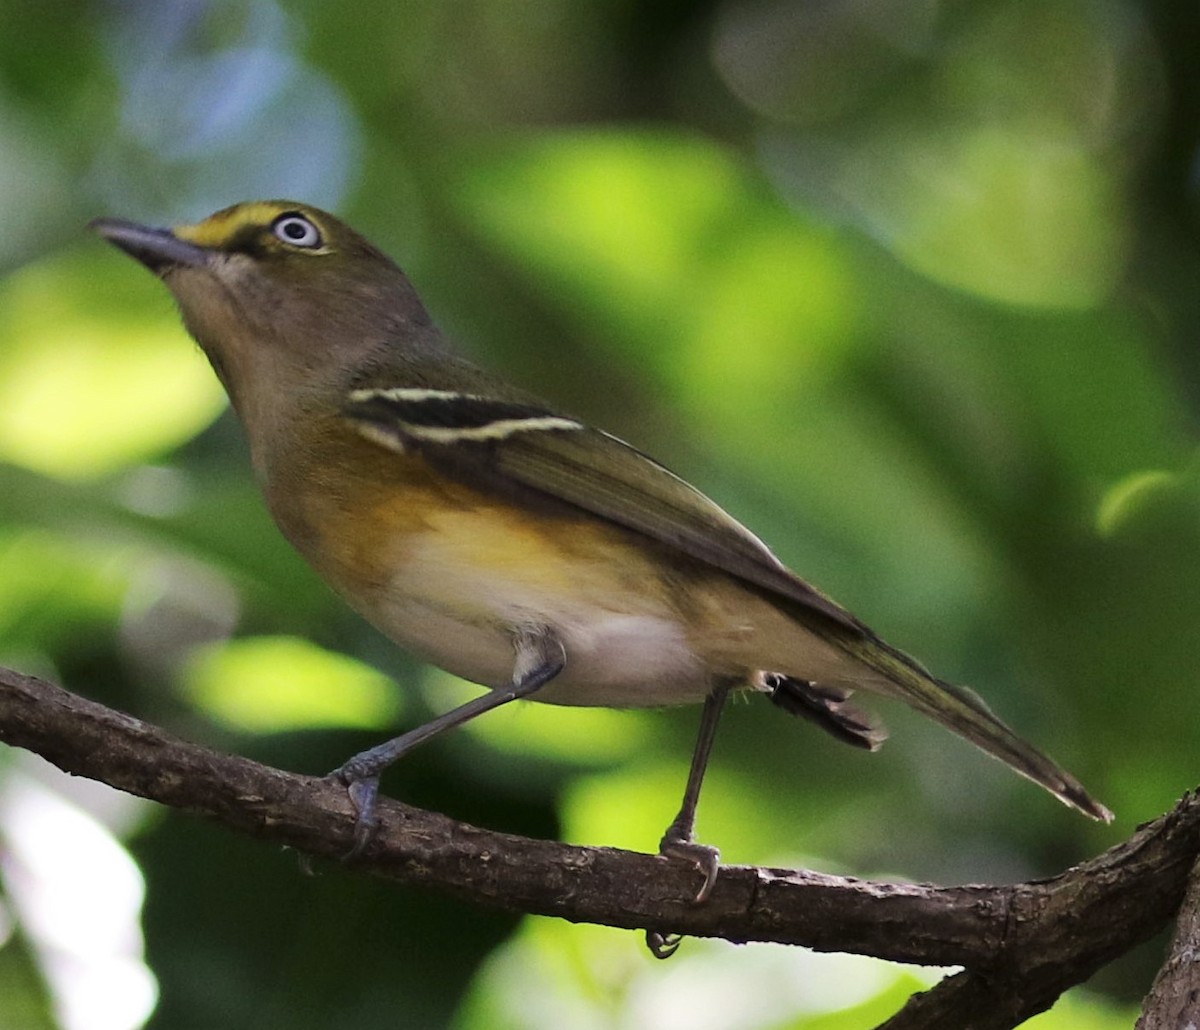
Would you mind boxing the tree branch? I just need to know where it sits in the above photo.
[0,664,1196,1028]
[1136,853,1200,1028]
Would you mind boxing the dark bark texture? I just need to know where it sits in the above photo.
[0,665,1196,1027]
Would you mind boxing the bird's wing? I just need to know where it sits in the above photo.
[343,388,1117,824]
[343,387,862,634]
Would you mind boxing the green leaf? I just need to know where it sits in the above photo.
[180,636,402,733]
[0,248,225,479]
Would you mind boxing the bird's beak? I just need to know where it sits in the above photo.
[89,218,211,274]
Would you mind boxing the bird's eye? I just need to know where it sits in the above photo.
[271,213,322,248]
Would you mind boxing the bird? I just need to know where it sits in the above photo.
[90,200,1112,924]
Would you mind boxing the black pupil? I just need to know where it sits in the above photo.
[282,219,309,241]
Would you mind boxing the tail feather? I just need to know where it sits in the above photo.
[837,634,1113,823]
[764,674,888,751]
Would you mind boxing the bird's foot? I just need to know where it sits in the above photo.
[643,831,720,959]
[328,765,381,860]
[659,831,721,904]
[645,931,683,959]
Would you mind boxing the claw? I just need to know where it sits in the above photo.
[333,772,381,860]
[659,836,721,904]
[642,828,720,958]
[645,930,682,959]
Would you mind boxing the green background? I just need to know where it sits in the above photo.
[1,1,1196,1026]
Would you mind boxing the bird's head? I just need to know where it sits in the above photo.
[91,200,437,417]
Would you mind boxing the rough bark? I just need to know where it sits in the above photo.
[0,664,1197,1027]
[1137,855,1200,1028]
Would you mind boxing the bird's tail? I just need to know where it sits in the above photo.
[764,674,888,751]
[836,633,1113,822]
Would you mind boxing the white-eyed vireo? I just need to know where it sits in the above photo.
[91,201,1112,914]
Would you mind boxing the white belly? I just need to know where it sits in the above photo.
[363,526,710,707]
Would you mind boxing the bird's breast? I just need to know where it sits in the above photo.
[281,458,713,705]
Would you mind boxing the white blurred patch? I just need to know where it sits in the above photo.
[0,758,158,1030]
[459,916,947,1030]
[93,0,362,220]
[626,943,908,1030]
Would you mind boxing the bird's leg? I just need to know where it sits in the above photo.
[646,678,733,958]
[658,678,732,896]
[334,626,565,856]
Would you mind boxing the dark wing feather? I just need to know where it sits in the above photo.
[344,391,1116,823]
[344,391,863,635]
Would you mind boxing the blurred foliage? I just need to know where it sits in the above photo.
[1,0,1198,1027]
[181,635,402,733]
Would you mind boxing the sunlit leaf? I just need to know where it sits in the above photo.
[1096,468,1178,537]
[868,122,1126,309]
[0,527,135,653]
[181,635,401,733]
[423,670,654,765]
[456,129,857,378]
[0,249,225,480]
[560,759,795,866]
[1022,988,1139,1029]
